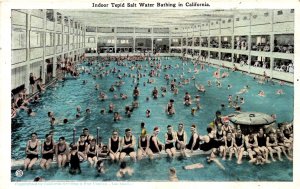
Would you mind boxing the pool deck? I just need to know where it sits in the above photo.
[11,149,211,170]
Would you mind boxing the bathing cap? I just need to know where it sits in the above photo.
[153,126,159,131]
[141,128,147,136]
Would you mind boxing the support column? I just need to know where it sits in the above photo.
[25,12,31,94]
[68,18,71,59]
[53,10,57,77]
[169,32,171,53]
[133,27,135,53]
[41,9,47,84]
[151,27,153,53]
[114,27,117,53]
[270,10,274,79]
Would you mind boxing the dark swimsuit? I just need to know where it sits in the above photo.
[26,142,38,160]
[199,135,217,151]
[165,133,174,150]
[226,138,233,147]
[42,141,54,160]
[30,76,35,85]
[139,137,147,151]
[235,135,243,147]
[110,137,119,153]
[121,136,135,155]
[69,152,81,174]
[149,136,162,153]
[78,141,86,152]
[257,134,266,147]
[87,145,96,158]
[175,131,184,150]
[247,138,255,150]
[216,131,225,147]
[57,144,66,155]
[186,133,200,150]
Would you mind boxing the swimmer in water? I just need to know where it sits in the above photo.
[116,162,134,178]
[169,167,179,181]
[276,89,284,95]
[258,90,265,97]
[183,163,204,170]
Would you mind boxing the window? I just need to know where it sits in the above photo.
[211,22,213,25]
[228,19,231,23]
[88,37,95,43]
[253,15,257,19]
[46,32,54,47]
[236,17,239,21]
[12,28,26,49]
[243,16,247,20]
[264,12,269,17]
[216,21,218,24]
[30,31,43,48]
[206,23,208,26]
[202,24,204,26]
[222,20,225,23]
[277,10,283,15]
[291,9,294,13]
[172,39,178,42]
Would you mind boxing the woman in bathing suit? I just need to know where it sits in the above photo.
[40,134,55,169]
[24,132,40,170]
[56,137,69,168]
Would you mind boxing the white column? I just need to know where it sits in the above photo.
[114,27,117,53]
[270,10,274,79]
[25,12,31,94]
[151,27,153,53]
[41,9,47,84]
[52,10,57,77]
[248,14,252,73]
[68,18,71,59]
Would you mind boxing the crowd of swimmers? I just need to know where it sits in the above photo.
[23,111,293,177]
[14,53,292,181]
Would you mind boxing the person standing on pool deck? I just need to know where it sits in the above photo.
[186,125,200,154]
[164,125,177,158]
[120,128,137,162]
[148,127,164,159]
[29,73,37,94]
[108,130,121,162]
[56,137,69,168]
[87,139,98,167]
[24,132,40,170]
[175,123,189,157]
[40,134,55,169]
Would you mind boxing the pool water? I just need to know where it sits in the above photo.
[11,57,293,181]
[11,156,292,181]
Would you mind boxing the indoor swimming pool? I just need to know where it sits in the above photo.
[11,57,293,181]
